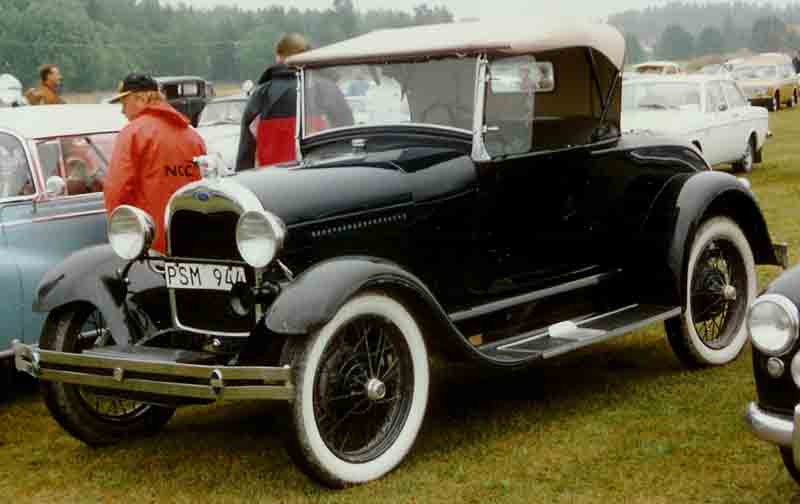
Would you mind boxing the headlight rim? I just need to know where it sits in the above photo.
[748,293,800,357]
[235,209,286,269]
[107,205,156,261]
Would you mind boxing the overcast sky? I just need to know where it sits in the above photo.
[164,1,799,21]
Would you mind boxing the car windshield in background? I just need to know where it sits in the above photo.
[635,65,670,74]
[733,65,778,80]
[198,99,246,126]
[303,56,477,136]
[623,82,702,111]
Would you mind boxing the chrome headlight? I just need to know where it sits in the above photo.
[235,210,286,269]
[108,205,156,261]
[748,294,800,356]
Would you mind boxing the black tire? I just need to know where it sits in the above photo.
[665,217,755,368]
[789,91,798,108]
[40,304,174,446]
[769,93,780,112]
[781,448,800,484]
[732,136,755,173]
[286,292,430,488]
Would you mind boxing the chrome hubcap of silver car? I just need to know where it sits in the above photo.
[366,378,387,401]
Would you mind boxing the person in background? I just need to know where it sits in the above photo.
[236,33,353,171]
[104,73,206,253]
[793,50,800,75]
[24,64,65,105]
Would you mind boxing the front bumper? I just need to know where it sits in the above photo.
[745,402,800,469]
[13,340,293,402]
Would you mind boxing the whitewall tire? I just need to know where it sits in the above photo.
[287,292,430,487]
[665,217,755,367]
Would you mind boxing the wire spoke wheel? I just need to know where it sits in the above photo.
[313,315,414,463]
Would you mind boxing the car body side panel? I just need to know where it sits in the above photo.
[0,212,23,349]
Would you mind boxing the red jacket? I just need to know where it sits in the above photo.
[104,101,206,253]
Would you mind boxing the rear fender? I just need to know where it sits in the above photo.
[34,245,166,346]
[644,171,779,304]
[262,256,475,361]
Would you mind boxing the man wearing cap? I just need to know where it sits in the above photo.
[104,73,206,253]
[24,64,65,106]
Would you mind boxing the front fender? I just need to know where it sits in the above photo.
[34,245,166,346]
[262,256,475,361]
[645,171,779,303]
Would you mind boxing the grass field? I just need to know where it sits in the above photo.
[3,109,800,503]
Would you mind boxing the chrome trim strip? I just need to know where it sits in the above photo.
[3,208,106,228]
[745,401,793,447]
[471,54,490,161]
[0,348,14,359]
[296,68,305,162]
[450,270,620,323]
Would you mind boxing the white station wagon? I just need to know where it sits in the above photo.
[622,75,769,172]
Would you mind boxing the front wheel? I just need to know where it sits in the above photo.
[286,292,430,488]
[781,448,800,484]
[732,137,755,173]
[665,217,755,368]
[40,304,175,446]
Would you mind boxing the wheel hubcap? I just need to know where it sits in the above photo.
[722,284,737,301]
[366,378,387,401]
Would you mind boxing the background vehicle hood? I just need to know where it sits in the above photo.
[197,124,239,170]
[621,109,703,135]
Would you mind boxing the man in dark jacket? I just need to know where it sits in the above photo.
[236,33,353,171]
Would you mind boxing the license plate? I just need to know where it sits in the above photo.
[165,262,247,292]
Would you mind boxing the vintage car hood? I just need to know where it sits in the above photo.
[229,153,476,226]
[621,109,704,135]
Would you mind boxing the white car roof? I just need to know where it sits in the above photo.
[0,104,127,139]
[288,19,625,69]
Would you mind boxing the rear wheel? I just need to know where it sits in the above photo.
[769,93,780,112]
[286,292,429,487]
[781,448,800,484]
[665,217,755,368]
[40,304,174,446]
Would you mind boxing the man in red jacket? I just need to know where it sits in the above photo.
[104,73,206,253]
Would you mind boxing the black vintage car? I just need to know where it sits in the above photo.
[745,270,800,482]
[14,20,786,487]
[155,76,214,127]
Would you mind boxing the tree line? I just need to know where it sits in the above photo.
[614,1,800,63]
[0,0,453,92]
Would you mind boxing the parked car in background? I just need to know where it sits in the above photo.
[622,75,769,172]
[155,76,215,127]
[0,74,26,107]
[195,94,247,170]
[697,63,732,77]
[0,104,125,397]
[632,60,683,76]
[731,53,799,111]
[15,20,785,488]
[745,266,800,485]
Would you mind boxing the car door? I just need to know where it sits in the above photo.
[0,133,112,344]
[721,80,753,161]
[0,131,34,348]
[701,81,728,165]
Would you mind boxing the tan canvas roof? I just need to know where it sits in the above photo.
[288,19,626,69]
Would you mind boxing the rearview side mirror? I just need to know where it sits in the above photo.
[718,103,728,112]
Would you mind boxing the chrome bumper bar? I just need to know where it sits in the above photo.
[745,402,793,447]
[13,340,293,401]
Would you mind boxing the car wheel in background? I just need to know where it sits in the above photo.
[732,136,755,173]
[286,292,430,488]
[40,304,175,445]
[781,448,800,484]
[769,94,780,112]
[665,217,755,368]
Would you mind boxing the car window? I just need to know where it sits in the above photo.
[0,132,34,199]
[37,133,116,197]
[198,100,246,126]
[721,81,748,109]
[623,82,701,111]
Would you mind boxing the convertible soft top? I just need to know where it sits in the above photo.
[288,19,626,69]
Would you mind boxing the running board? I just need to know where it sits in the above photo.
[478,304,681,363]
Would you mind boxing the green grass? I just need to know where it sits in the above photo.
[4,108,800,502]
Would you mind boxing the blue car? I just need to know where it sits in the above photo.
[0,104,125,394]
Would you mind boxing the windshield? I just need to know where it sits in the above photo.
[622,82,702,111]
[635,65,671,74]
[198,99,246,126]
[733,65,778,80]
[303,56,477,136]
